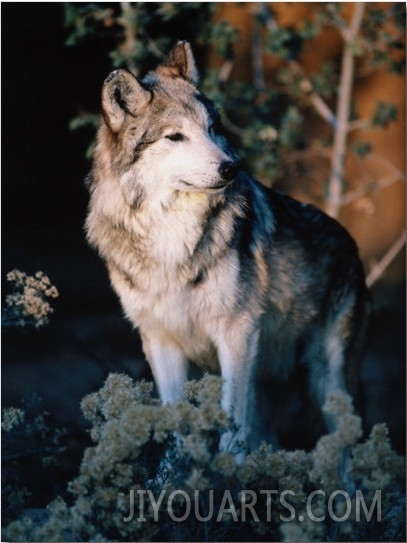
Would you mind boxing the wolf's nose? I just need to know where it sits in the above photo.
[218,161,239,182]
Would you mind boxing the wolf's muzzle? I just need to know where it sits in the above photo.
[218,161,240,182]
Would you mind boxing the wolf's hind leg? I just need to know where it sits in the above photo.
[308,293,364,432]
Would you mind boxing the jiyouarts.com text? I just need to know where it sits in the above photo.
[123,488,382,523]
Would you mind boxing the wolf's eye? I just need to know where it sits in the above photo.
[165,133,185,142]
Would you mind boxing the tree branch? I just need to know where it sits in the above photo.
[218,60,234,83]
[220,113,246,138]
[258,4,337,128]
[118,2,137,73]
[252,14,266,90]
[340,170,405,207]
[366,231,406,288]
[342,151,406,206]
[326,3,365,218]
[347,118,370,132]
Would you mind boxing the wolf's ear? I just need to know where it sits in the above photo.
[102,69,151,133]
[162,41,199,85]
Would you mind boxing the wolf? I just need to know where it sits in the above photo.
[86,41,369,451]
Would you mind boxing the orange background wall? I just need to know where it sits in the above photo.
[211,3,405,279]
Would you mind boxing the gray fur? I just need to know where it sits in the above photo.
[86,42,369,451]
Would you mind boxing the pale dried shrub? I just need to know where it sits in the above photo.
[3,270,58,328]
[3,375,405,542]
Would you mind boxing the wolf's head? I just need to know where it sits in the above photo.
[93,41,240,208]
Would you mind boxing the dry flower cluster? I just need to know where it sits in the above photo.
[1,407,25,433]
[3,373,405,542]
[2,397,68,529]
[3,270,59,329]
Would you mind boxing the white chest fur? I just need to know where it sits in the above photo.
[89,187,241,367]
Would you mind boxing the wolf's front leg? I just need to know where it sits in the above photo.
[217,326,259,454]
[142,335,188,404]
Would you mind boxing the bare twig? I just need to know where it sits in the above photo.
[347,119,370,132]
[307,89,337,128]
[146,35,166,60]
[368,152,406,181]
[290,62,337,128]
[344,2,365,44]
[256,2,278,32]
[218,60,234,83]
[340,170,405,207]
[366,231,406,288]
[220,113,246,138]
[252,18,266,90]
[213,56,244,137]
[215,57,244,137]
[326,3,365,218]
[278,147,332,169]
[118,2,137,73]
[341,150,406,205]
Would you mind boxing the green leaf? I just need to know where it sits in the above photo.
[352,141,372,158]
[204,19,239,59]
[69,113,99,132]
[372,102,398,127]
[279,106,304,148]
[300,20,322,40]
[266,27,296,59]
[311,61,339,99]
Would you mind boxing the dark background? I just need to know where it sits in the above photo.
[2,3,151,432]
[2,1,405,460]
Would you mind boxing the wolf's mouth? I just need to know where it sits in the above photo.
[180,179,231,191]
[209,180,231,190]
